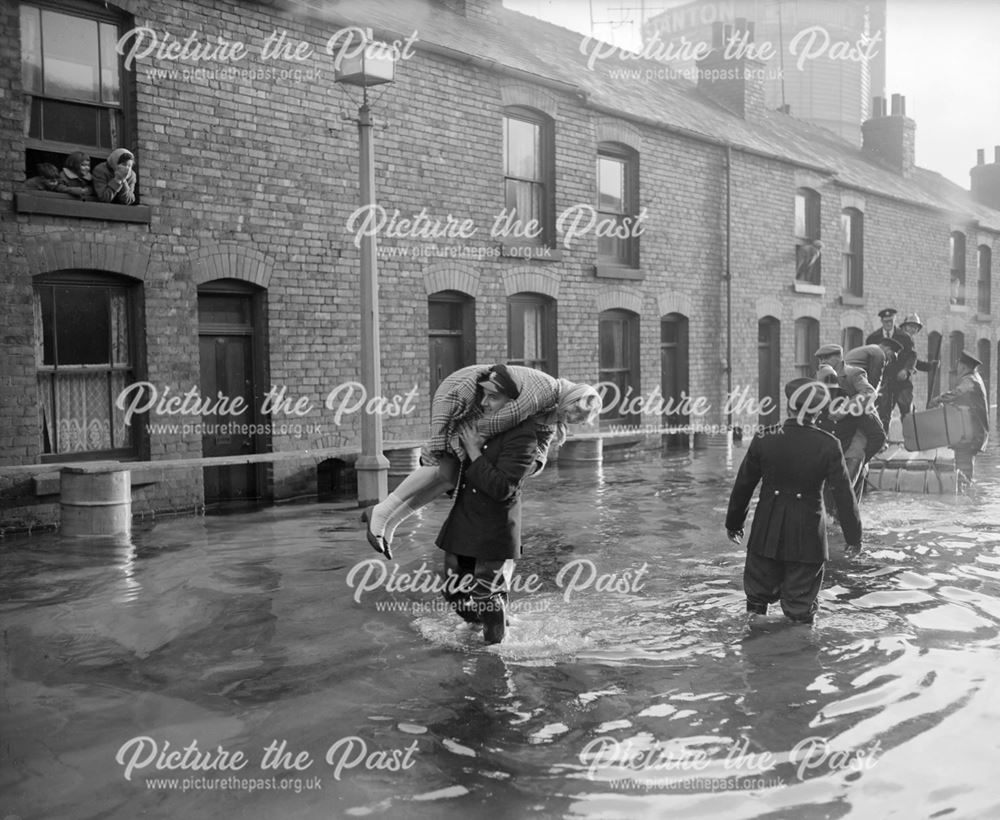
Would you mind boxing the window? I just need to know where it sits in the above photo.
[950,232,966,305]
[599,309,640,427]
[978,245,992,315]
[34,273,140,458]
[502,108,553,248]
[794,317,820,377]
[841,208,863,296]
[597,143,640,268]
[795,188,821,283]
[20,2,131,179]
[841,326,864,352]
[507,293,556,374]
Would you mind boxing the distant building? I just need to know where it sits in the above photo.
[643,0,887,145]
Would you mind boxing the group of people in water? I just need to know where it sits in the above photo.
[361,307,990,642]
[727,306,990,624]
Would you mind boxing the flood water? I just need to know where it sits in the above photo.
[2,441,999,820]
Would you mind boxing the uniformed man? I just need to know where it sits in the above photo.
[725,378,862,623]
[845,337,903,394]
[815,343,886,487]
[928,351,991,483]
[875,313,936,429]
[866,307,906,345]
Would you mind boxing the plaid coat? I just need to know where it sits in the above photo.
[427,365,563,459]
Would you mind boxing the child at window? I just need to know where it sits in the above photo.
[55,152,95,199]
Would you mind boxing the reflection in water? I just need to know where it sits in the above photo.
[0,445,997,819]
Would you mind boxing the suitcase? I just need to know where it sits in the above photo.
[901,404,974,452]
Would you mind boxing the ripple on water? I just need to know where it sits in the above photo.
[906,604,997,633]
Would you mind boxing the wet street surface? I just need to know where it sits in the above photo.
[2,442,999,820]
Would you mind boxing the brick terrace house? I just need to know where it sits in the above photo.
[1,0,998,530]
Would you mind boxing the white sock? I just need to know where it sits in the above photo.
[384,501,425,543]
[369,491,405,537]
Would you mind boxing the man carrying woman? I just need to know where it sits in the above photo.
[365,364,601,558]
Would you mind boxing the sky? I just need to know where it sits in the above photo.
[503,0,1000,190]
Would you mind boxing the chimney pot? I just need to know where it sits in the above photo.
[978,148,986,165]
[890,93,901,115]
[995,146,1000,163]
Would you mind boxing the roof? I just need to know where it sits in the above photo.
[287,0,1000,231]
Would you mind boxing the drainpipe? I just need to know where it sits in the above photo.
[725,144,733,433]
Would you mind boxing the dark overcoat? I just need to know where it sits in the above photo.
[725,419,862,562]
[436,418,538,560]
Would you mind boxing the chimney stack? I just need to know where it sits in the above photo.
[971,145,1000,210]
[861,92,915,176]
[696,19,765,120]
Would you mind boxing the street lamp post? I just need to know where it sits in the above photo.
[335,31,396,506]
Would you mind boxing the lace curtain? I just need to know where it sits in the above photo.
[35,286,131,454]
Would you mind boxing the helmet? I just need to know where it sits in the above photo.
[900,313,923,331]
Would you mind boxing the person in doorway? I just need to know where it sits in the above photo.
[725,378,862,624]
[365,364,601,558]
[436,371,541,644]
[928,351,990,483]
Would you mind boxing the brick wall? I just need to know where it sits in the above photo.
[1,0,998,530]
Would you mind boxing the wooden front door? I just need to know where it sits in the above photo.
[198,289,262,509]
[758,317,781,427]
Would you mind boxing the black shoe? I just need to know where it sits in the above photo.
[365,521,392,560]
[479,595,507,645]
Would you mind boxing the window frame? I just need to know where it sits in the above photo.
[596,142,641,271]
[977,244,992,316]
[794,188,822,284]
[841,208,864,297]
[501,106,555,249]
[950,231,966,306]
[34,270,146,462]
[507,292,557,375]
[20,0,136,164]
[598,308,641,428]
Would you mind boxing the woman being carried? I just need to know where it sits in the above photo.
[366,363,601,558]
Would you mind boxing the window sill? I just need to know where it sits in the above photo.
[949,303,970,313]
[15,191,151,224]
[499,243,563,262]
[595,264,644,281]
[976,312,993,322]
[792,281,825,295]
[839,294,865,306]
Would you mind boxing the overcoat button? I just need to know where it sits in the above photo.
[774,490,779,495]
[796,493,802,498]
